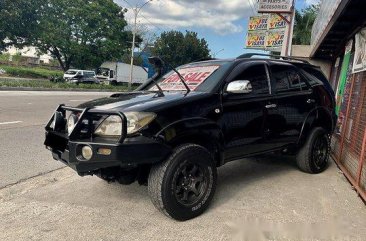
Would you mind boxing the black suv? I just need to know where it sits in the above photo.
[45,54,336,220]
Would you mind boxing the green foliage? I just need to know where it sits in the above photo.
[151,31,211,68]
[0,0,140,71]
[0,65,63,79]
[0,54,11,62]
[293,4,319,45]
[0,79,129,91]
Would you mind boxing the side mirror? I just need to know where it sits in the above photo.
[226,80,252,94]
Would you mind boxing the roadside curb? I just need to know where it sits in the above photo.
[0,87,122,92]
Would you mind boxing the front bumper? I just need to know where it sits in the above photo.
[46,132,171,175]
[44,105,171,175]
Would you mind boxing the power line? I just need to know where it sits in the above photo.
[249,0,257,16]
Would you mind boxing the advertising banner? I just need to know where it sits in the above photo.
[268,14,287,30]
[335,40,353,116]
[266,30,285,48]
[245,14,286,50]
[258,0,293,13]
[353,28,366,74]
[246,31,266,49]
[248,15,268,31]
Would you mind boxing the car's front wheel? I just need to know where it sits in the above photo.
[296,127,330,174]
[148,144,217,221]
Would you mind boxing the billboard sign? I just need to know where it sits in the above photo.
[248,15,268,31]
[246,31,266,49]
[258,0,293,13]
[245,14,287,50]
[266,30,285,48]
[268,13,287,30]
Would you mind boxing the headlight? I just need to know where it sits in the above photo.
[94,115,122,136]
[67,114,78,134]
[94,112,156,137]
[125,112,156,134]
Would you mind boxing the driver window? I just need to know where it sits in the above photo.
[232,64,269,94]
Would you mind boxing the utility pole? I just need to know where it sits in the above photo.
[124,0,153,91]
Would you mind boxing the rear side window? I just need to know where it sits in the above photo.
[232,64,269,94]
[270,64,308,92]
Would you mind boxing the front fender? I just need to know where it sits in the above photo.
[155,117,225,165]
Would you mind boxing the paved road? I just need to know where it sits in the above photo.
[0,90,365,240]
[0,91,113,187]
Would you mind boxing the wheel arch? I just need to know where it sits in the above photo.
[155,118,225,167]
[297,107,334,146]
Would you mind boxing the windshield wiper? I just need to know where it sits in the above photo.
[164,61,190,94]
[147,57,165,97]
[148,56,190,94]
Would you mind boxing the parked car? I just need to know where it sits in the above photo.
[64,69,99,84]
[44,54,336,221]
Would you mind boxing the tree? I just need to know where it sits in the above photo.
[292,4,320,45]
[0,0,141,71]
[151,31,211,68]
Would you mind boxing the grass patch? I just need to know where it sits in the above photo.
[0,79,129,91]
[0,65,63,79]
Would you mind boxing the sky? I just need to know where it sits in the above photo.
[115,0,320,59]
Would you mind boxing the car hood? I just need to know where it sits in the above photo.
[77,91,211,112]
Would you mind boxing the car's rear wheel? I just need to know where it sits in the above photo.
[296,127,330,174]
[148,144,217,221]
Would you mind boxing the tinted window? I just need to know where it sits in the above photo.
[232,64,269,94]
[84,71,95,77]
[271,65,307,92]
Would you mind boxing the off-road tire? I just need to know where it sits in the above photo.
[296,127,330,174]
[148,144,217,221]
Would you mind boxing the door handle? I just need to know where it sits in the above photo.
[307,99,315,104]
[265,104,277,109]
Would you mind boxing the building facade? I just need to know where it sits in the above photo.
[310,0,366,201]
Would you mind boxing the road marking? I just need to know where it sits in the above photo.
[0,121,23,125]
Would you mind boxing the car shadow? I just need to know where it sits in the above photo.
[212,154,298,207]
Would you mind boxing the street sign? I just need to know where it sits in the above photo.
[258,0,293,13]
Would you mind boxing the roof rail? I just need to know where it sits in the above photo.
[236,53,310,64]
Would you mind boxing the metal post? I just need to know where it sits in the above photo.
[129,9,137,91]
[280,3,295,56]
[126,0,153,91]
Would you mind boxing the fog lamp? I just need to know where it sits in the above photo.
[97,148,112,156]
[81,146,93,161]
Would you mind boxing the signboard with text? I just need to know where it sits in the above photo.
[258,0,293,13]
[150,65,220,91]
[248,15,268,31]
[245,14,287,50]
[246,31,266,49]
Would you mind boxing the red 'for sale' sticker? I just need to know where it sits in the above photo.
[151,65,220,91]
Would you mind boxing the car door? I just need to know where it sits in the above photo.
[265,63,316,148]
[221,62,273,160]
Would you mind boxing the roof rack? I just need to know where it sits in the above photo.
[236,53,310,64]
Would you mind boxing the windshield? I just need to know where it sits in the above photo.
[97,68,110,77]
[146,61,233,92]
[65,70,77,75]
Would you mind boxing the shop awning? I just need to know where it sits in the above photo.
[310,0,366,60]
